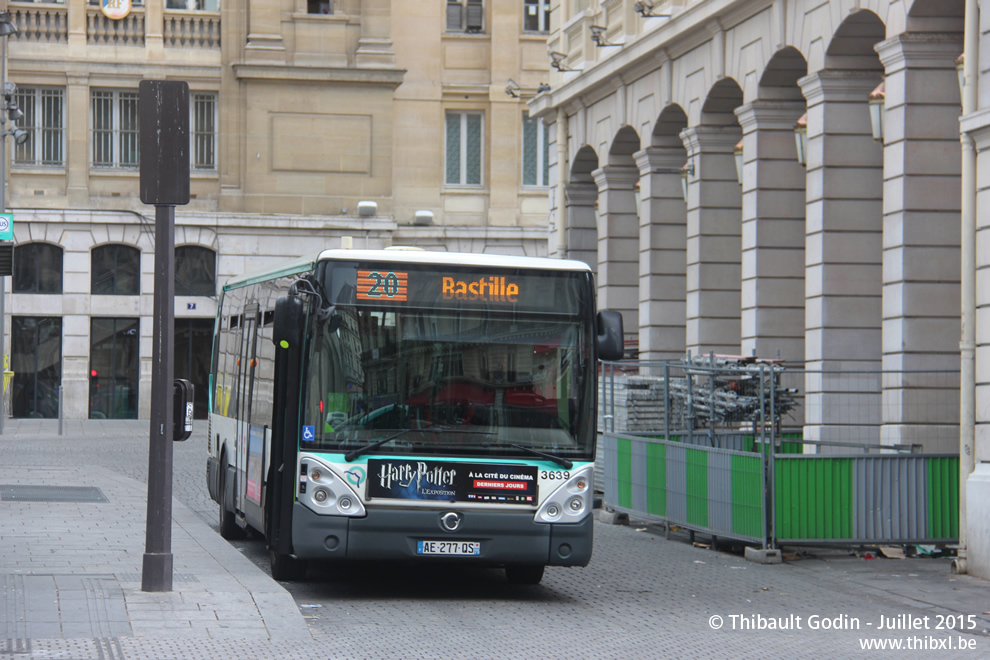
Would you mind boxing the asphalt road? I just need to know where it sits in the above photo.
[3,423,987,659]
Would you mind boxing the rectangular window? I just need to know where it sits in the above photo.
[192,92,217,170]
[13,87,64,167]
[445,111,483,186]
[91,90,139,169]
[522,112,550,187]
[523,0,550,33]
[446,0,484,33]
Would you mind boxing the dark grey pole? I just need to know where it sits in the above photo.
[142,202,175,592]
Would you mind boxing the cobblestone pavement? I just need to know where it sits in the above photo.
[2,420,988,659]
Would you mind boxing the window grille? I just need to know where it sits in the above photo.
[13,87,64,167]
[445,111,483,186]
[522,112,550,187]
[91,90,139,169]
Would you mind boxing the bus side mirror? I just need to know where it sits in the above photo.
[597,310,624,361]
[273,294,305,348]
[173,379,194,441]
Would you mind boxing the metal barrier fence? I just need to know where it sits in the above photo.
[598,357,961,549]
[602,432,768,547]
[603,431,960,549]
[774,453,959,545]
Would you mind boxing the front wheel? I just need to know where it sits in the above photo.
[505,565,544,585]
[270,549,306,582]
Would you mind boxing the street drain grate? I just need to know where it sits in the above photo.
[0,484,108,503]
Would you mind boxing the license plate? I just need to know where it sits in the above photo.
[417,540,481,556]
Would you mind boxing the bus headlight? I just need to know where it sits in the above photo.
[298,454,366,517]
[534,466,594,524]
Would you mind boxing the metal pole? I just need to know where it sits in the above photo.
[142,203,175,592]
[0,30,7,436]
[664,362,670,442]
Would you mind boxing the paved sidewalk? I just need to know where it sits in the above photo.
[0,420,320,659]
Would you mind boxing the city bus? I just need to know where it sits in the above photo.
[206,248,623,583]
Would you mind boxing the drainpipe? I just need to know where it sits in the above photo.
[955,0,979,576]
[556,107,568,259]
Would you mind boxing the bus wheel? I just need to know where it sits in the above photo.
[219,458,244,540]
[505,565,544,585]
[270,549,306,581]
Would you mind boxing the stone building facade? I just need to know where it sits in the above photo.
[531,0,990,579]
[1,0,554,421]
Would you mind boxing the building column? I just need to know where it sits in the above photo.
[144,0,164,57]
[799,71,883,447]
[679,125,742,357]
[876,34,963,452]
[633,147,687,361]
[592,165,639,344]
[355,0,396,68]
[245,0,285,59]
[734,101,806,363]
[65,73,90,207]
[963,100,990,582]
[563,182,598,270]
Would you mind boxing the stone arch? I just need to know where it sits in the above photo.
[824,9,886,71]
[608,125,641,166]
[701,78,744,126]
[758,47,808,102]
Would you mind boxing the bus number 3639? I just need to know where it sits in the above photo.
[541,471,570,480]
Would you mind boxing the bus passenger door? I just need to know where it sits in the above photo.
[234,304,259,516]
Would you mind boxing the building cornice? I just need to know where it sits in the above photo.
[232,64,405,88]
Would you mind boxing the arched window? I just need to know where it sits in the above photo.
[91,244,140,295]
[175,246,216,296]
[13,243,63,294]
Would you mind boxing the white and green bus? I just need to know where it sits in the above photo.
[206,248,623,583]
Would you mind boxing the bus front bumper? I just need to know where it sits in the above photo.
[290,503,593,567]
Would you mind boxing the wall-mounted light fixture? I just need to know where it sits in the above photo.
[793,112,808,167]
[868,82,885,143]
[590,25,620,48]
[956,53,965,109]
[733,139,744,186]
[549,51,580,72]
[633,1,671,18]
[680,161,694,204]
[504,79,520,98]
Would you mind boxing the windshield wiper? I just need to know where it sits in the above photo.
[481,443,573,469]
[344,427,493,462]
[344,428,414,462]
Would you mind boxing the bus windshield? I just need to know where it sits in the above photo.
[301,305,594,461]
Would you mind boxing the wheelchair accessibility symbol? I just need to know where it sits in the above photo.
[301,425,315,442]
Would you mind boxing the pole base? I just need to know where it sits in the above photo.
[142,552,173,592]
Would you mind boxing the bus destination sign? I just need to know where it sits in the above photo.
[336,263,588,314]
[357,269,408,301]
[356,270,521,304]
[366,459,538,505]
